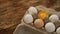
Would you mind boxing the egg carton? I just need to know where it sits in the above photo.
[13,5,60,34]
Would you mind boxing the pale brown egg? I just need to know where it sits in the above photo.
[34,19,44,28]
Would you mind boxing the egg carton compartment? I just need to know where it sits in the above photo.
[13,23,47,34]
[13,5,60,34]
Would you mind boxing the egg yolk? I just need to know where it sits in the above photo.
[38,10,48,20]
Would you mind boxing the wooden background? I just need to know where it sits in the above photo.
[0,0,60,34]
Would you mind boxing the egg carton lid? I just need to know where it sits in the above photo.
[13,5,60,34]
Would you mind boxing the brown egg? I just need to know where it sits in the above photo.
[34,19,44,28]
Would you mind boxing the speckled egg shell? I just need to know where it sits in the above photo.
[23,14,33,23]
[28,7,38,15]
[45,22,55,32]
[49,14,59,22]
[56,27,60,34]
[34,19,44,28]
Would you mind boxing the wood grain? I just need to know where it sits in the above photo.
[0,0,50,30]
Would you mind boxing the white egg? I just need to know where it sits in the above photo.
[56,27,60,34]
[28,7,38,15]
[45,22,55,32]
[23,14,33,23]
[49,14,59,22]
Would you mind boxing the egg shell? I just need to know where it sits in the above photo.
[49,14,59,22]
[45,22,55,32]
[34,19,44,28]
[28,7,38,15]
[23,14,33,23]
[56,27,60,34]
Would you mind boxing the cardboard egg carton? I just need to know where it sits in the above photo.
[13,5,60,34]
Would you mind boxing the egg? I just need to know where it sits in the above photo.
[38,10,48,20]
[28,7,38,15]
[34,19,44,28]
[23,14,33,23]
[49,14,59,22]
[56,27,60,34]
[45,22,55,32]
